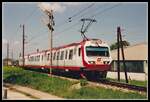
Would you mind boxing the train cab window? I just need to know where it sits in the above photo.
[60,51,64,60]
[86,46,109,57]
[65,50,68,59]
[57,51,60,60]
[69,49,73,60]
[78,48,81,56]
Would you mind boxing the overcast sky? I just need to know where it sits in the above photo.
[2,2,148,60]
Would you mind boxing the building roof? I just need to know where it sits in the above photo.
[111,42,148,60]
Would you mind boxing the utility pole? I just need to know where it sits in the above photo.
[44,10,55,76]
[12,48,13,64]
[117,27,128,83]
[20,24,25,67]
[117,27,120,81]
[119,27,128,83]
[6,42,9,66]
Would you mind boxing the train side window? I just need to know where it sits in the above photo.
[53,52,56,60]
[38,55,40,61]
[69,49,73,60]
[36,56,38,61]
[32,56,34,61]
[65,50,68,59]
[37,56,38,61]
[78,48,81,56]
[60,51,64,60]
[57,51,60,60]
[47,53,50,61]
[52,53,53,60]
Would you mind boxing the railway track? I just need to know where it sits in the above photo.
[97,80,147,92]
[24,68,147,93]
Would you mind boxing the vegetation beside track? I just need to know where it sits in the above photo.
[3,66,147,99]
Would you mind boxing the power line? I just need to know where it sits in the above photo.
[54,21,80,36]
[27,3,96,43]
[68,3,95,21]
[23,6,38,24]
[91,3,122,18]
[55,3,95,28]
[27,3,122,45]
[55,3,109,35]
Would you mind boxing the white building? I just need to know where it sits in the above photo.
[107,42,148,81]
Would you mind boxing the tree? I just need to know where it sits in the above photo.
[110,40,130,50]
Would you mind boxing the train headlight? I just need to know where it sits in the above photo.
[88,61,95,64]
[104,61,110,64]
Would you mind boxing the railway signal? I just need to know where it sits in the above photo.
[43,9,55,76]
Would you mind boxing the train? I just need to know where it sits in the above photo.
[19,39,112,79]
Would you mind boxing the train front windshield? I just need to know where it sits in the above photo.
[86,46,109,57]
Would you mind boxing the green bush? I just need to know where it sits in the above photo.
[80,78,88,86]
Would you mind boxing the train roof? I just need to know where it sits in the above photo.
[25,39,105,56]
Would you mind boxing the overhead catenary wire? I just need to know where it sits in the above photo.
[28,3,96,43]
[22,6,38,24]
[68,3,95,20]
[55,3,118,37]
[90,3,122,18]
[28,3,122,45]
[54,3,121,38]
[55,3,95,28]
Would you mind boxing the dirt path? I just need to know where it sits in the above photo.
[3,83,64,100]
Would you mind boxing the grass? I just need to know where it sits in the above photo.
[66,86,147,99]
[3,66,76,98]
[3,66,147,99]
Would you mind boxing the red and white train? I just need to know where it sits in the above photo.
[19,39,112,79]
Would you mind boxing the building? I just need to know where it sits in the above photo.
[3,58,13,66]
[3,58,19,66]
[107,42,148,81]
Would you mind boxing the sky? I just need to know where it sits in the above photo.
[2,2,148,60]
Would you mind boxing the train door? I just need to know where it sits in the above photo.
[73,46,77,66]
[44,51,47,66]
[59,50,64,67]
[76,46,82,67]
[64,49,68,67]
